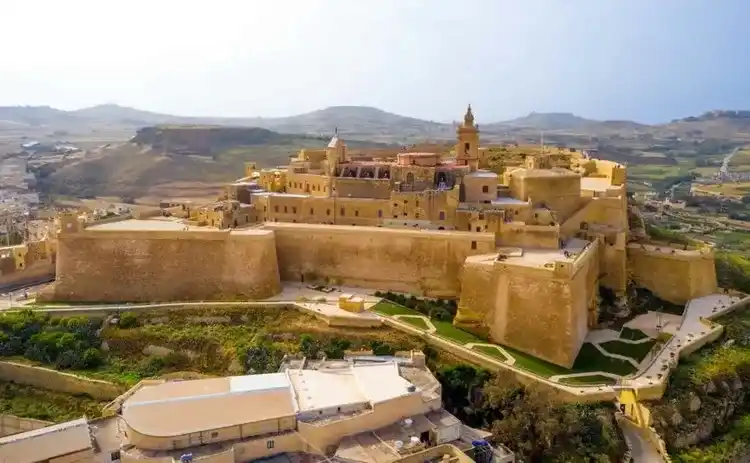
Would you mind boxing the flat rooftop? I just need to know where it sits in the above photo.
[85,219,271,236]
[493,238,590,268]
[122,374,297,437]
[288,362,417,414]
[86,219,192,232]
[0,418,92,463]
[581,177,613,192]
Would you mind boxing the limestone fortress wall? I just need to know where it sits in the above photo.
[265,222,495,297]
[47,222,280,302]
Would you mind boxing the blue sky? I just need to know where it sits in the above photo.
[1,0,748,123]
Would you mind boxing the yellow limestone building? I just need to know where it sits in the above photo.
[44,106,718,368]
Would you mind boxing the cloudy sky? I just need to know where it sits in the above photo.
[1,0,748,123]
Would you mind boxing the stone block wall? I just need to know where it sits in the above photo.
[46,228,281,302]
[456,242,600,368]
[265,223,495,297]
[627,244,718,304]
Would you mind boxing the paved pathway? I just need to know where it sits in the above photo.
[618,417,666,462]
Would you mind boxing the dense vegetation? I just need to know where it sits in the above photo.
[0,381,106,422]
[653,304,750,461]
[0,311,103,370]
[436,365,625,462]
[373,291,458,321]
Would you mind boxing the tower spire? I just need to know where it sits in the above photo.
[463,104,475,127]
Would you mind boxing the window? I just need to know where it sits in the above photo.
[439,211,445,220]
[464,142,470,152]
[263,206,267,212]
[274,205,279,213]
[310,208,314,215]
[482,185,489,193]
[378,210,383,218]
[471,241,477,250]
[467,225,471,231]
[267,440,275,449]
[326,209,331,216]
[340,207,345,216]
[292,207,297,214]
[476,227,481,232]
[284,206,288,213]
[355,210,359,217]
[211,431,219,438]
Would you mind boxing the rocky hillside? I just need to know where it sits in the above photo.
[651,305,750,461]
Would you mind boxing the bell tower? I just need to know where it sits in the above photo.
[325,127,346,176]
[456,105,480,171]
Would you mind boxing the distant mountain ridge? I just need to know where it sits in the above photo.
[2,103,749,142]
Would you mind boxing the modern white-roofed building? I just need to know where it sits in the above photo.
[0,352,514,463]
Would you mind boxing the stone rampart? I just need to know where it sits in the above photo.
[45,228,281,302]
[0,361,124,400]
[456,240,599,367]
[627,244,717,304]
[0,262,54,292]
[265,223,495,297]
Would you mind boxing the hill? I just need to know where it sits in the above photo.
[5,103,750,143]
[31,126,391,200]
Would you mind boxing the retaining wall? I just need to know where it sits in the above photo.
[0,361,124,400]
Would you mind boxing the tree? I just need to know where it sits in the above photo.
[323,338,351,359]
[299,334,319,359]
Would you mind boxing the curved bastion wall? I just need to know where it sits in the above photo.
[44,227,281,302]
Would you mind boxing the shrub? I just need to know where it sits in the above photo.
[118,312,139,329]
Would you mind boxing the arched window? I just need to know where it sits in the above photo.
[406,172,415,184]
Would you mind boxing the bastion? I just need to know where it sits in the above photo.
[43,218,281,302]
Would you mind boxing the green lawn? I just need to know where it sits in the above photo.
[371,300,423,317]
[399,316,429,330]
[572,343,637,376]
[376,298,637,379]
[620,327,650,341]
[432,320,483,344]
[473,342,636,378]
[600,339,657,362]
[558,375,618,386]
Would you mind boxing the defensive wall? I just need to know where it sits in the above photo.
[0,361,124,400]
[0,261,55,292]
[627,243,718,305]
[263,222,496,297]
[44,225,281,303]
[454,239,600,368]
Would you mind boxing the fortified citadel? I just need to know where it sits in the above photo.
[42,106,718,368]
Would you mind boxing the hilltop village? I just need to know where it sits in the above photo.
[43,106,717,368]
[1,107,737,463]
